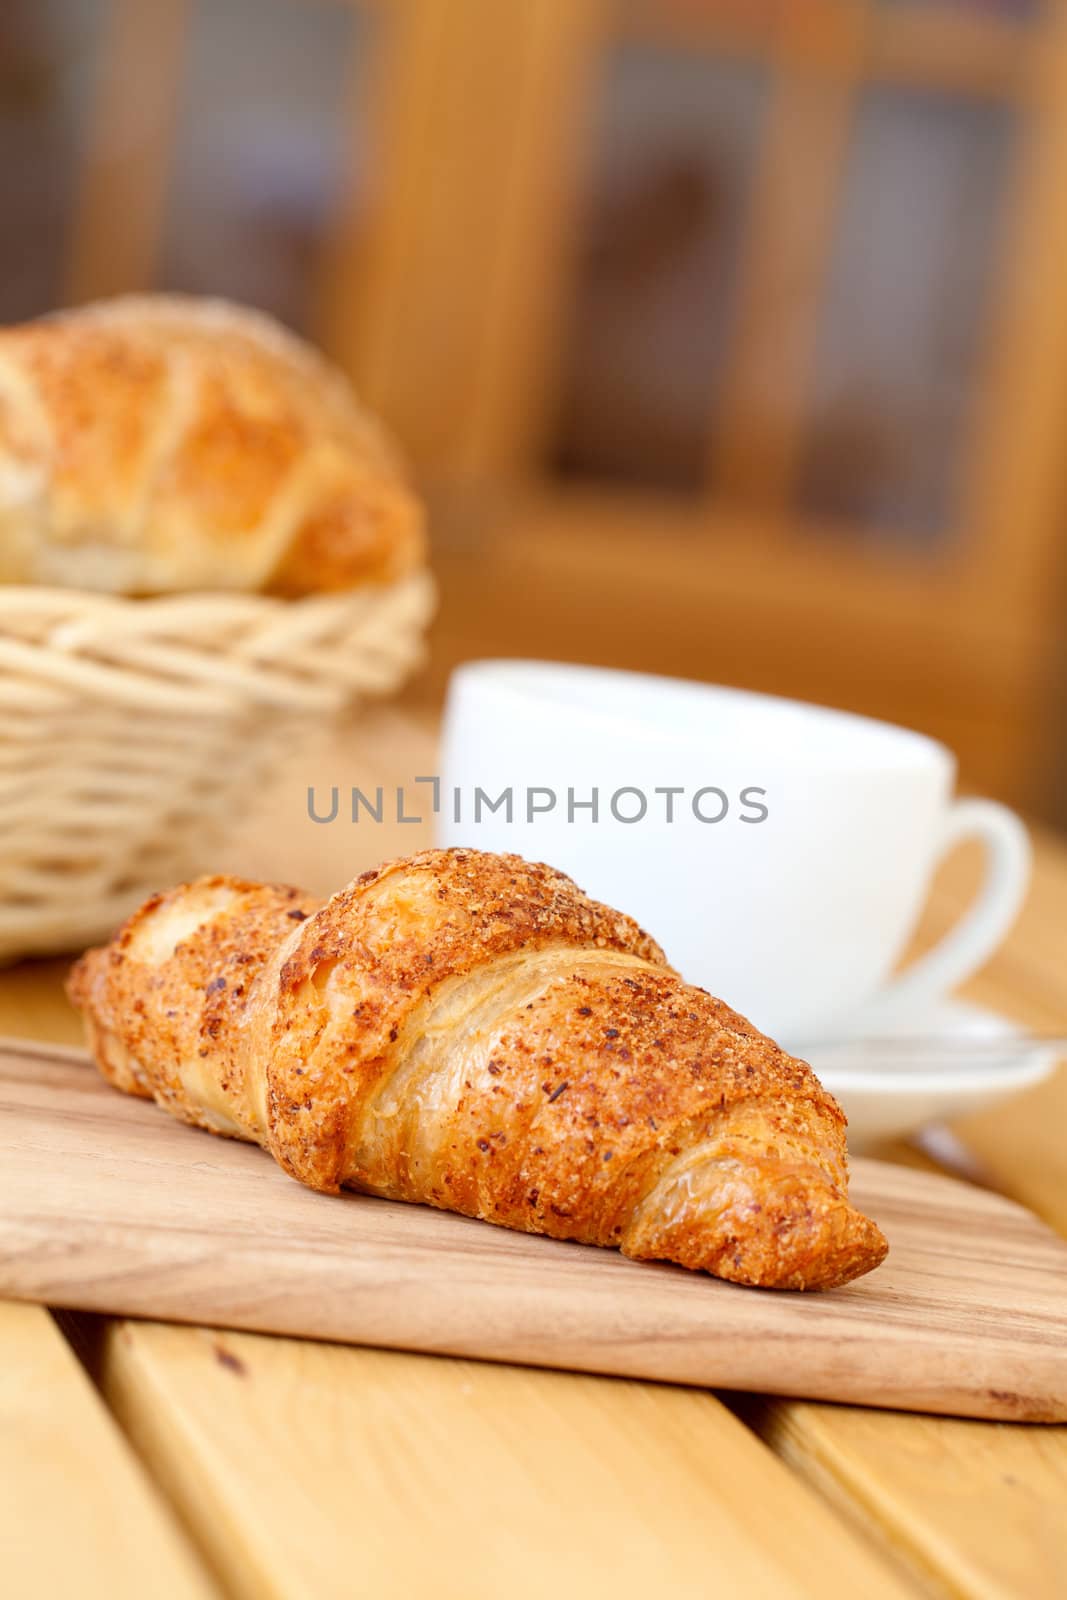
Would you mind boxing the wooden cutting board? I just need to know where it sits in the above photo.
[3,1039,1066,1422]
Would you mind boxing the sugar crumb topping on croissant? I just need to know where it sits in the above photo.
[68,847,888,1290]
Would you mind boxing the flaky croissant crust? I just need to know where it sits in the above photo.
[0,294,425,596]
[68,849,887,1290]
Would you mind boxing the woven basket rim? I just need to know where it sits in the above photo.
[0,568,436,718]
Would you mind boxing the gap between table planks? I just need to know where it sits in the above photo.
[4,706,1067,1599]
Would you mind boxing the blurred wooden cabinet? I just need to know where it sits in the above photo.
[3,0,1067,812]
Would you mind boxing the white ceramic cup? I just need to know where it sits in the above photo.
[437,660,1031,1045]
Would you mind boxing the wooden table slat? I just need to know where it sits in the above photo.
[0,1302,216,1600]
[744,1399,1067,1600]
[97,1320,913,1600]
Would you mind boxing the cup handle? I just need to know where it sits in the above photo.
[858,799,1031,1026]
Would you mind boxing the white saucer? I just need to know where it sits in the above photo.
[794,999,1063,1153]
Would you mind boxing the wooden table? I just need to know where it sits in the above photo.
[4,706,1066,1600]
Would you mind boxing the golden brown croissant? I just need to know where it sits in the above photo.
[67,848,887,1290]
[0,294,424,595]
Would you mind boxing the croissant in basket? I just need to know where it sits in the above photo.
[0,294,435,966]
[0,293,425,595]
[68,848,888,1291]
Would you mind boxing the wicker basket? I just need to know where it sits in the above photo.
[0,571,435,963]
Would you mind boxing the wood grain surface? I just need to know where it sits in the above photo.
[738,1394,1067,1600]
[93,1321,911,1600]
[0,1301,215,1600]
[4,1040,1065,1423]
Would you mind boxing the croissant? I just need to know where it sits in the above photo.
[0,294,424,596]
[67,848,887,1290]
